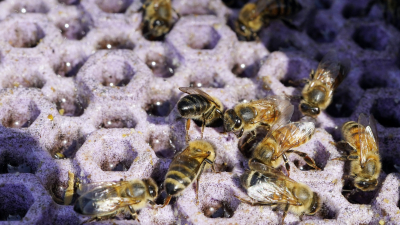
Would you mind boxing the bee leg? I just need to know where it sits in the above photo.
[282,153,291,177]
[234,195,274,206]
[309,69,315,79]
[161,195,172,208]
[280,204,289,225]
[286,150,321,170]
[240,130,257,149]
[195,161,208,205]
[237,128,244,138]
[332,155,358,161]
[288,78,309,86]
[205,159,219,173]
[128,206,139,222]
[185,119,191,143]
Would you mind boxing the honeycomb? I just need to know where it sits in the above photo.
[0,0,399,224]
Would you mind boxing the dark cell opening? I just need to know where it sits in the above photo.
[149,136,176,159]
[342,4,365,19]
[0,153,34,174]
[57,20,90,41]
[307,23,337,43]
[98,117,136,129]
[100,62,135,87]
[326,91,357,118]
[145,54,177,78]
[293,141,330,171]
[202,201,235,218]
[8,23,45,48]
[2,74,46,89]
[145,100,172,117]
[54,60,85,77]
[0,184,35,221]
[58,0,80,5]
[341,179,378,205]
[222,0,250,9]
[12,2,49,14]
[1,101,40,128]
[359,72,387,89]
[50,133,85,159]
[314,0,333,9]
[371,98,400,127]
[231,62,260,78]
[266,35,298,52]
[353,26,389,51]
[55,95,88,117]
[96,38,135,50]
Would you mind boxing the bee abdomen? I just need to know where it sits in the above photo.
[178,94,210,118]
[266,0,302,18]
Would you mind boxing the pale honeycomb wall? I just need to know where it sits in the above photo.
[0,0,399,224]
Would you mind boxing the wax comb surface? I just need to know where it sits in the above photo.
[0,0,399,224]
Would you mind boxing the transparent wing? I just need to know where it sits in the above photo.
[276,121,315,155]
[252,95,294,125]
[358,113,379,165]
[178,87,219,106]
[84,197,142,214]
[77,181,130,195]
[247,172,299,205]
[315,51,350,88]
[255,0,275,15]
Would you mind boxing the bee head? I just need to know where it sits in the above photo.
[150,19,169,38]
[307,192,321,215]
[143,178,159,199]
[234,20,255,41]
[223,109,242,132]
[299,100,320,117]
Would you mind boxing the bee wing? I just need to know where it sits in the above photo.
[77,181,130,196]
[178,87,220,106]
[247,172,299,205]
[315,51,350,89]
[258,95,294,128]
[358,113,379,166]
[83,197,142,214]
[275,122,315,156]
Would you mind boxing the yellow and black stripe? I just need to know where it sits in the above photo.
[264,0,303,19]
[341,121,362,150]
[177,94,212,118]
[164,154,203,196]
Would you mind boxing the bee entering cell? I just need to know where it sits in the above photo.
[145,54,177,78]
[95,0,133,13]
[0,184,34,221]
[340,179,379,205]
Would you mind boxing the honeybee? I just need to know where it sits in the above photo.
[235,0,303,41]
[333,114,381,191]
[251,121,320,176]
[224,96,294,139]
[74,178,158,223]
[236,164,321,223]
[299,52,350,117]
[177,87,224,141]
[162,140,216,207]
[140,0,179,40]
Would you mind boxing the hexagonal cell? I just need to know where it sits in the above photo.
[202,200,235,218]
[54,95,88,117]
[279,58,312,87]
[353,26,389,51]
[95,0,133,13]
[49,132,85,159]
[56,18,91,41]
[2,72,46,89]
[11,2,49,14]
[0,184,34,221]
[292,141,330,171]
[307,20,337,44]
[96,139,137,172]
[98,60,135,87]
[359,61,400,90]
[58,0,80,5]
[145,53,178,78]
[326,90,358,118]
[371,98,400,127]
[314,0,333,9]
[94,106,137,129]
[96,37,135,50]
[341,178,380,204]
[189,73,226,88]
[53,60,85,77]
[148,132,176,159]
[265,35,299,52]
[184,25,221,50]
[6,22,45,48]
[0,100,40,128]
[231,60,260,78]
[145,100,173,117]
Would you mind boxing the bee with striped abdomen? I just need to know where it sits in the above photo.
[223,96,294,140]
[140,0,179,40]
[251,120,320,176]
[74,178,158,223]
[235,0,303,41]
[162,140,216,207]
[299,52,350,117]
[177,87,224,141]
[236,164,321,223]
[333,114,381,191]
